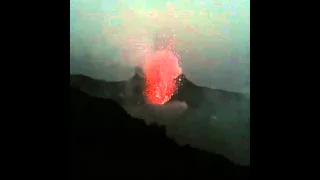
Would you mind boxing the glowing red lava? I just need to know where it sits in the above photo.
[143,50,182,104]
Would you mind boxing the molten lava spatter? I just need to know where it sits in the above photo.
[143,49,182,104]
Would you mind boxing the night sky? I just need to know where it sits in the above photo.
[70,0,250,94]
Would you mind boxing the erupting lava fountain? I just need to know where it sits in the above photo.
[142,38,182,104]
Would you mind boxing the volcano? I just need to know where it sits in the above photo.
[70,68,248,109]
[70,69,250,165]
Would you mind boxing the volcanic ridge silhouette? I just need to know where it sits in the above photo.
[70,87,250,177]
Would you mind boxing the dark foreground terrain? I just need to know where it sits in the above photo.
[70,71,250,166]
[69,87,249,178]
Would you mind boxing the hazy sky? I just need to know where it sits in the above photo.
[70,0,250,93]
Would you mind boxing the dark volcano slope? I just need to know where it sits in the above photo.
[69,87,249,178]
[70,72,249,109]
